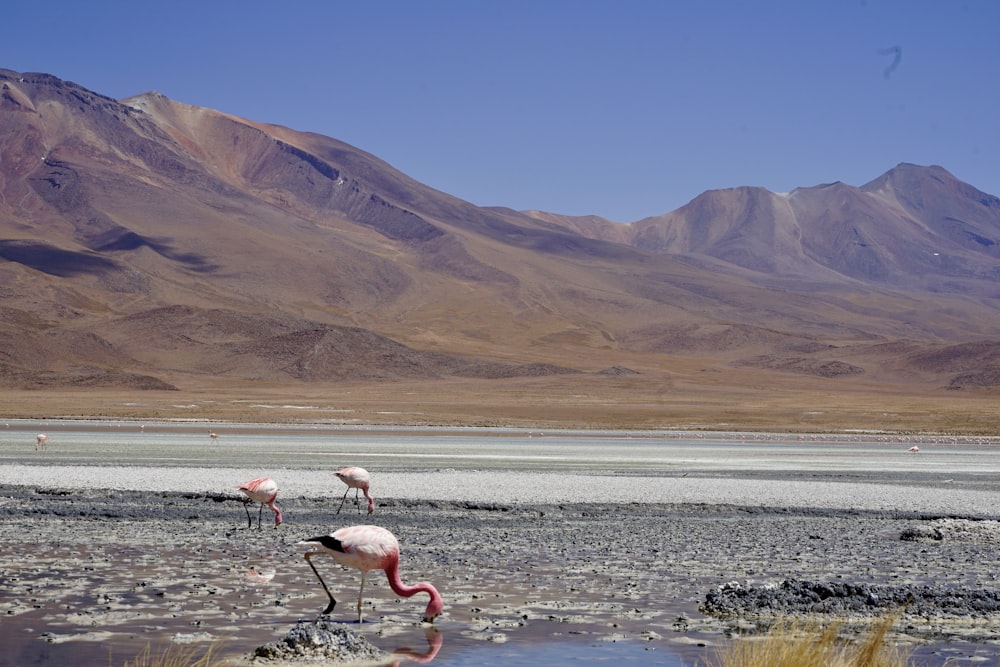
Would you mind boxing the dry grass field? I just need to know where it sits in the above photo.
[2,369,997,435]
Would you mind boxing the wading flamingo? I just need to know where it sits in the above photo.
[298,525,443,623]
[35,433,48,451]
[237,477,283,529]
[908,446,920,453]
[334,466,374,514]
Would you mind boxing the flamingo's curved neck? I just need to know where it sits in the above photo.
[383,556,442,616]
[268,499,283,525]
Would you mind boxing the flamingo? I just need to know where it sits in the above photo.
[35,433,48,451]
[236,477,283,529]
[908,446,920,453]
[298,525,443,624]
[209,431,219,439]
[334,466,375,514]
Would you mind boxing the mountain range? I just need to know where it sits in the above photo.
[2,68,999,423]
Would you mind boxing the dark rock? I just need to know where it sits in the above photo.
[702,578,1000,620]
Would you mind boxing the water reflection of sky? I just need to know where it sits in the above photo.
[433,638,684,666]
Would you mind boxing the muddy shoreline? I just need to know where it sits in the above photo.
[4,423,1000,664]
[4,483,1000,665]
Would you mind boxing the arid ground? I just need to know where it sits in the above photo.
[1,377,998,435]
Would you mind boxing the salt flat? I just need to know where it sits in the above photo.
[1,464,998,516]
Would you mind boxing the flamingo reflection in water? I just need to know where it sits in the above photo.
[242,566,276,585]
[389,626,443,666]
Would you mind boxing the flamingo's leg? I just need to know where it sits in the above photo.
[305,552,338,617]
[357,570,367,623]
[243,500,253,528]
[257,503,264,530]
[336,487,349,514]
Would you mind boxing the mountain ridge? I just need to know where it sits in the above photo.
[529,162,1000,291]
[2,68,1000,412]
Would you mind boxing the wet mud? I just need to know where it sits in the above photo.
[3,485,1000,665]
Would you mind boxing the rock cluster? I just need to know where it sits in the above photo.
[702,578,1000,620]
[252,621,386,663]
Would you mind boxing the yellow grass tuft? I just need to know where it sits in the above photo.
[710,614,915,667]
[121,642,220,667]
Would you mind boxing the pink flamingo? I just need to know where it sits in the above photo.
[334,466,374,514]
[236,477,283,529]
[908,446,920,453]
[209,431,219,439]
[35,433,48,451]
[299,525,443,623]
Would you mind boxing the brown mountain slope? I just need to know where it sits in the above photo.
[2,68,1000,417]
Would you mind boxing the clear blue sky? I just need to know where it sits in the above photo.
[3,1,997,222]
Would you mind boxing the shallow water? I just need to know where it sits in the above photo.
[3,420,1000,666]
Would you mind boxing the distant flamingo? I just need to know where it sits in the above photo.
[299,525,443,623]
[35,433,48,452]
[236,477,283,529]
[908,446,920,453]
[334,466,374,514]
[209,431,218,439]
